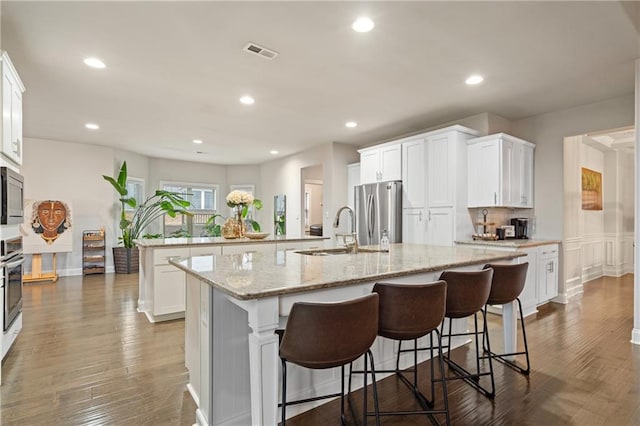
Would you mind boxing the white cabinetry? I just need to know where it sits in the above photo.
[1,52,24,166]
[402,208,426,244]
[467,133,534,208]
[359,143,401,184]
[538,244,559,303]
[398,126,479,245]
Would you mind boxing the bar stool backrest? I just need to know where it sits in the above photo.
[372,281,447,340]
[439,269,493,318]
[483,263,529,305]
[279,293,379,369]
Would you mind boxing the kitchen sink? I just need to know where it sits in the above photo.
[295,247,386,256]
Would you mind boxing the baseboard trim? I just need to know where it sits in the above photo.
[186,383,200,407]
[631,328,640,346]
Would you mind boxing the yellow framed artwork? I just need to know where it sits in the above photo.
[581,167,602,210]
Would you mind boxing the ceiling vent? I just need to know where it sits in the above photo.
[243,42,279,60]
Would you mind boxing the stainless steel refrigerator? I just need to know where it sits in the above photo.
[355,181,402,245]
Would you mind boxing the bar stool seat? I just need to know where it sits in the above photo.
[350,281,450,425]
[481,262,531,375]
[439,268,496,399]
[279,293,381,426]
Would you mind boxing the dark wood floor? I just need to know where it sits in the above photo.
[1,273,639,425]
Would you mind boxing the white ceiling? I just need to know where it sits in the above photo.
[2,1,638,165]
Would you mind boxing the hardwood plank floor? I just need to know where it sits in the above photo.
[0,273,196,425]
[1,273,638,425]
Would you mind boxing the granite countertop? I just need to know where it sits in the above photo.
[455,239,561,249]
[135,235,329,248]
[169,243,526,300]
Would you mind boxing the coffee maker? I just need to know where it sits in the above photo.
[510,218,529,239]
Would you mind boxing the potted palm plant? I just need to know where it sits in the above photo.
[103,161,192,273]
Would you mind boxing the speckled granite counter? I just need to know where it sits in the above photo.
[135,234,328,248]
[174,243,526,425]
[170,243,525,300]
[455,238,561,249]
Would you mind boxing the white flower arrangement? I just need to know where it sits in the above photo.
[226,190,255,207]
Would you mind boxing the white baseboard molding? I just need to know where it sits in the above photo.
[50,266,116,277]
[565,284,584,300]
[582,266,603,284]
[196,408,209,426]
[186,383,200,407]
[631,328,640,346]
[552,292,569,304]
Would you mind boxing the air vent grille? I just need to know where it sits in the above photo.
[243,42,279,60]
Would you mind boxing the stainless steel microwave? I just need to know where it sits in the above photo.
[0,167,24,225]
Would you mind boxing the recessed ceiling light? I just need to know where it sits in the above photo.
[465,75,484,85]
[345,121,358,128]
[193,139,203,144]
[352,17,375,33]
[240,95,255,105]
[270,150,279,155]
[83,57,106,69]
[85,123,99,130]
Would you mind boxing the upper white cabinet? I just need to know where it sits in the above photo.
[1,52,25,166]
[359,143,401,184]
[467,133,535,208]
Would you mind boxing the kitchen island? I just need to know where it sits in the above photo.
[135,235,328,322]
[170,243,525,426]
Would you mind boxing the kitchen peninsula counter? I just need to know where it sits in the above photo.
[455,238,561,249]
[135,235,328,323]
[170,243,526,426]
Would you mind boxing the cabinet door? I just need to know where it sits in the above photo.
[520,145,534,207]
[427,207,453,246]
[504,139,519,207]
[360,149,380,184]
[537,256,558,303]
[468,140,500,207]
[380,144,402,181]
[402,139,426,208]
[402,208,426,244]
[10,84,22,165]
[427,133,453,207]
[2,69,13,159]
[154,265,186,315]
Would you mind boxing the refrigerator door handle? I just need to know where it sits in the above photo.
[368,194,374,239]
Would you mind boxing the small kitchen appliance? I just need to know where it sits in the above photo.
[510,218,529,239]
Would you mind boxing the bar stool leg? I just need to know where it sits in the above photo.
[435,329,451,426]
[281,359,287,426]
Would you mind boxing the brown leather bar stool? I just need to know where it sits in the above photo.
[481,262,531,375]
[352,281,450,425]
[278,293,381,426]
[439,268,496,398]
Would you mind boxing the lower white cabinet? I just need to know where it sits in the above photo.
[427,207,454,246]
[458,242,558,318]
[402,208,426,244]
[537,245,559,303]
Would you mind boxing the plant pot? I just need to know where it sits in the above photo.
[113,247,139,274]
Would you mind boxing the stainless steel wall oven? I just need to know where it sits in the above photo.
[2,235,24,331]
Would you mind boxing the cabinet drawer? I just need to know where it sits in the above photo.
[153,248,190,265]
[190,246,222,257]
[538,244,559,259]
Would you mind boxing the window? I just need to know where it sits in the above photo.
[125,178,145,211]
[161,182,218,237]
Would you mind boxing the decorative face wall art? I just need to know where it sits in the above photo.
[21,199,74,254]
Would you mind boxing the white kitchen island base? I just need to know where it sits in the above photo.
[174,245,523,426]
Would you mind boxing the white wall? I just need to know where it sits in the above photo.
[260,142,358,239]
[512,94,635,239]
[22,137,115,275]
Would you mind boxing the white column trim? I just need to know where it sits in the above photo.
[633,58,640,345]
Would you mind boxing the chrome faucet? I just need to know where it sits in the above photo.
[334,206,358,253]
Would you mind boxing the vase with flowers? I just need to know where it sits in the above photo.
[220,190,263,238]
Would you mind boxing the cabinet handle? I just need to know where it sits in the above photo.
[428,210,432,221]
[547,261,554,273]
[494,192,497,205]
[419,211,422,221]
